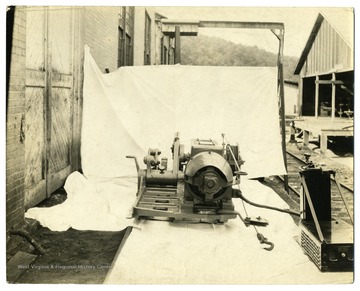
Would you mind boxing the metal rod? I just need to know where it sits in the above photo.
[226,144,241,172]
[126,155,140,172]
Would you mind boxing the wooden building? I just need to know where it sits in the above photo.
[293,10,354,153]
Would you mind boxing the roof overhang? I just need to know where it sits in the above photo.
[293,14,324,75]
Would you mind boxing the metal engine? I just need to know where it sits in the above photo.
[127,133,247,223]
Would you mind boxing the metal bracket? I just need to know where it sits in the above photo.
[244,216,269,227]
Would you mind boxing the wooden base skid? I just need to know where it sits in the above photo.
[132,185,237,224]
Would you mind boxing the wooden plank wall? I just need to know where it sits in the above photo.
[306,18,353,76]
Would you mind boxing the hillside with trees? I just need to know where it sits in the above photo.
[180,35,299,81]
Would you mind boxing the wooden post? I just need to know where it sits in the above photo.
[270,27,288,193]
[279,61,289,193]
[303,130,310,146]
[175,25,181,64]
[331,72,336,121]
[315,75,319,118]
[320,132,328,153]
[275,28,289,193]
[122,7,126,65]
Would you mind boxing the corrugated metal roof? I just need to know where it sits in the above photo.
[294,9,354,75]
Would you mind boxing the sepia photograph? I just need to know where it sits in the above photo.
[4,0,356,286]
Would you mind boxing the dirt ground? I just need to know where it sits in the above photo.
[15,227,127,284]
[286,135,354,189]
[7,190,128,284]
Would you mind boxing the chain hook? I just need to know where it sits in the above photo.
[257,233,274,251]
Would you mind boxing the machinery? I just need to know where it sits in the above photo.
[299,155,354,272]
[127,133,248,224]
[126,133,311,251]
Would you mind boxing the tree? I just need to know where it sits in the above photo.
[181,35,299,81]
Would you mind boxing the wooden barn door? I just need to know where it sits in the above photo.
[24,7,77,209]
[46,8,74,194]
[24,8,47,209]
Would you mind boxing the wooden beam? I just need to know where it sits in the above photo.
[199,20,284,30]
[7,251,38,283]
[162,19,199,25]
[161,20,199,37]
[315,80,344,85]
[162,20,284,33]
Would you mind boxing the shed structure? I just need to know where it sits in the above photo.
[284,80,299,116]
[293,10,354,153]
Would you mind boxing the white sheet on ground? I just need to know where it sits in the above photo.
[104,179,353,284]
[25,172,137,231]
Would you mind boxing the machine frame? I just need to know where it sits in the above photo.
[127,134,246,224]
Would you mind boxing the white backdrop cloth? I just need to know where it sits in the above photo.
[81,45,286,179]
